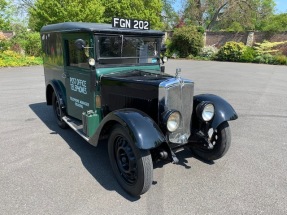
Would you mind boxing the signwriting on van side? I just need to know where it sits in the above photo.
[70,77,87,94]
[70,96,89,109]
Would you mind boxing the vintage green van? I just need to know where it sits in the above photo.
[41,20,238,196]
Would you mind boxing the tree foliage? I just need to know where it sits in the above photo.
[259,13,287,32]
[0,0,14,30]
[27,0,164,31]
[182,0,275,31]
[102,0,163,29]
[161,0,179,30]
[29,0,105,31]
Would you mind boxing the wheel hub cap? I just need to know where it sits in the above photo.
[114,136,137,185]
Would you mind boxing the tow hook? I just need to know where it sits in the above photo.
[157,143,179,164]
[159,151,168,159]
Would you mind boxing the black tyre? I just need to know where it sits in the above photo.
[191,121,231,161]
[52,92,68,129]
[108,124,153,196]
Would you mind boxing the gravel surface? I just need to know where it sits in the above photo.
[0,60,286,214]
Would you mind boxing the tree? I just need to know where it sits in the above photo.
[182,0,275,31]
[161,0,179,30]
[0,0,14,30]
[260,13,287,32]
[102,0,163,29]
[29,0,105,31]
[28,0,164,31]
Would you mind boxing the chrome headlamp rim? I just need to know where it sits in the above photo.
[196,101,215,122]
[163,110,181,132]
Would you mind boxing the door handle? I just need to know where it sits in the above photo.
[62,73,69,79]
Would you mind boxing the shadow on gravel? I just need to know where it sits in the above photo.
[29,102,139,201]
[153,149,214,171]
[30,102,214,200]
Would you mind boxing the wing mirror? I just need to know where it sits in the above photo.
[75,39,86,50]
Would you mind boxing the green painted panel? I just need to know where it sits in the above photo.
[65,68,95,120]
[82,110,100,137]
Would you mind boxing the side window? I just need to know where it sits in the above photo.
[66,39,90,68]
[41,33,63,66]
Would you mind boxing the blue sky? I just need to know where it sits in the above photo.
[275,0,287,13]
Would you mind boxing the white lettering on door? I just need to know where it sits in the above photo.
[70,77,87,94]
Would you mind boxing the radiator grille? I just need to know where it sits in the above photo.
[159,78,194,144]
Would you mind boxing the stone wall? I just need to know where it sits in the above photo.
[205,32,249,47]
[205,31,287,55]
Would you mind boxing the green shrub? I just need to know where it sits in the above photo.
[0,50,42,67]
[253,53,275,64]
[10,31,42,57]
[187,54,194,59]
[24,32,41,57]
[253,55,265,64]
[0,33,10,52]
[163,38,173,58]
[200,46,219,58]
[241,46,256,62]
[263,53,275,64]
[164,39,179,59]
[170,26,204,58]
[254,40,287,55]
[273,54,287,65]
[216,42,246,62]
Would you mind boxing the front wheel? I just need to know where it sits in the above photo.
[190,121,231,161]
[108,124,153,196]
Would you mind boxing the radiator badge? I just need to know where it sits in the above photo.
[175,68,184,86]
[175,68,181,78]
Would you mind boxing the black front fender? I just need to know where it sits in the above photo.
[193,94,238,128]
[89,109,166,149]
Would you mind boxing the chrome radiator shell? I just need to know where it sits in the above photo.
[159,77,194,144]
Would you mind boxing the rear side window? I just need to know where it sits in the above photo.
[41,33,63,66]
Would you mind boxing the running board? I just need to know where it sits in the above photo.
[62,116,89,142]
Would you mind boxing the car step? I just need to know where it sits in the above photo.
[62,116,89,142]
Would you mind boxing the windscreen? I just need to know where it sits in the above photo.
[97,35,160,65]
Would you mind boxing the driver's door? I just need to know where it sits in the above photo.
[63,34,95,120]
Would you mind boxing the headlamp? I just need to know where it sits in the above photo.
[196,102,215,122]
[164,111,181,132]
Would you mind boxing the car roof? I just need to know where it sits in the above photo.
[40,22,164,36]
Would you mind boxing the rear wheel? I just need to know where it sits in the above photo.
[191,121,231,161]
[52,92,68,129]
[108,124,153,196]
